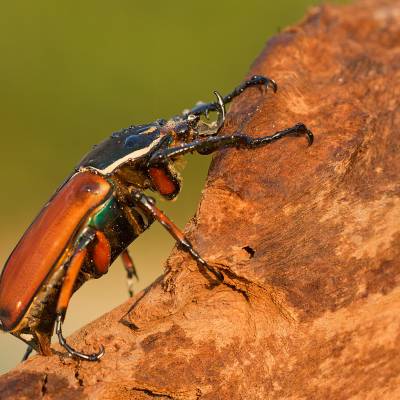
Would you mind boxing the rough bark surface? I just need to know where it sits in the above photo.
[1,0,400,398]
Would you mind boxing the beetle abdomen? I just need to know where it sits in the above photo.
[0,171,112,331]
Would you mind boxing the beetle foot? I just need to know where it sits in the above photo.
[21,345,34,362]
[289,123,314,146]
[248,75,278,93]
[55,314,105,361]
[207,265,224,282]
[194,256,224,284]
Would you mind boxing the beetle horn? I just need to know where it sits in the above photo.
[55,314,105,361]
[213,90,226,132]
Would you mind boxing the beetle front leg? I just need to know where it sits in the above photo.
[148,123,313,165]
[188,75,277,118]
[55,228,105,361]
[132,192,224,283]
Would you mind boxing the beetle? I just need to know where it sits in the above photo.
[0,75,313,362]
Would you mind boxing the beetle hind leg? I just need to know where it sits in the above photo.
[120,249,138,297]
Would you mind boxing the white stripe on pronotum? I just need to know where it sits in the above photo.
[94,136,163,175]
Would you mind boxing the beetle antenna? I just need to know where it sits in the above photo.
[213,91,226,132]
[55,314,105,361]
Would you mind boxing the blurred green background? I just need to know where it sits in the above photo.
[0,0,348,373]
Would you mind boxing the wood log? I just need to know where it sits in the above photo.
[1,0,400,398]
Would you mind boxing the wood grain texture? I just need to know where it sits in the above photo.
[1,0,400,398]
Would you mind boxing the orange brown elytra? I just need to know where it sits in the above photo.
[0,76,313,361]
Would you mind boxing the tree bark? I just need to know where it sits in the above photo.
[1,0,400,398]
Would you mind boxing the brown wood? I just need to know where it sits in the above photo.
[0,171,111,331]
[1,0,400,398]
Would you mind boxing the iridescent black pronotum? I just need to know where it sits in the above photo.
[0,76,313,361]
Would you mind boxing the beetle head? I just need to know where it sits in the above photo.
[77,91,227,200]
[179,91,226,141]
[161,113,200,143]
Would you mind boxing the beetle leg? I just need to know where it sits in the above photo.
[148,123,313,165]
[55,229,105,361]
[187,75,277,118]
[120,249,138,297]
[132,192,224,282]
[21,345,34,362]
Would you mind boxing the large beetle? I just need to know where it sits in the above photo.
[0,76,313,361]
